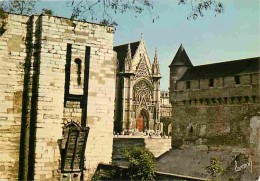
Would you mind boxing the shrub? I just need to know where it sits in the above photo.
[172,138,183,149]
[124,146,156,181]
[204,156,224,178]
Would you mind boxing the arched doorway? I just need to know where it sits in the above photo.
[136,109,149,132]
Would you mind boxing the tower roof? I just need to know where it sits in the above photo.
[180,57,260,81]
[169,44,193,67]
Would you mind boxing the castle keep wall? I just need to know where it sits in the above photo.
[0,13,116,180]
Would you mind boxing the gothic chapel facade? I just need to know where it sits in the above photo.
[114,37,161,134]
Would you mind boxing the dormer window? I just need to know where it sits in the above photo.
[186,81,190,90]
[234,76,240,85]
[209,78,214,87]
[75,59,82,85]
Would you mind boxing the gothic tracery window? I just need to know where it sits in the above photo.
[133,80,153,104]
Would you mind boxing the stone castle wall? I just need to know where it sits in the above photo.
[170,72,260,177]
[0,13,116,180]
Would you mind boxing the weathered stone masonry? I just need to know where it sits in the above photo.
[169,45,260,178]
[0,13,116,180]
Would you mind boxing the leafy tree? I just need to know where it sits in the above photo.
[124,146,156,181]
[0,0,224,26]
[0,0,38,36]
[1,0,38,15]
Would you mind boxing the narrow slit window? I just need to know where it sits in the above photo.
[235,76,240,85]
[186,81,190,90]
[75,59,82,85]
[209,78,214,87]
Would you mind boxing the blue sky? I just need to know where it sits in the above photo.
[36,0,259,90]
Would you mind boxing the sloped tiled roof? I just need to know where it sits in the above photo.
[180,57,260,81]
[114,41,140,71]
[169,44,193,67]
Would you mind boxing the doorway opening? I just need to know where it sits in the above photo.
[136,109,149,132]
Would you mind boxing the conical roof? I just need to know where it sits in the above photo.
[169,44,193,67]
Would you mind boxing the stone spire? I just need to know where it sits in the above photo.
[152,48,161,77]
[125,43,132,72]
[154,47,158,64]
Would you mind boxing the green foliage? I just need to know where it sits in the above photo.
[100,19,118,27]
[9,0,37,15]
[0,5,7,19]
[172,138,183,149]
[124,146,156,181]
[92,170,103,181]
[42,8,53,15]
[0,21,6,36]
[228,176,236,181]
[0,0,37,15]
[204,156,224,178]
[0,5,8,36]
[92,162,125,181]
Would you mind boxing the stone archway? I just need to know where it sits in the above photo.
[136,109,149,132]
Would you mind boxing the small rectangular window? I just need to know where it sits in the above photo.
[235,76,240,84]
[209,78,214,87]
[186,81,190,90]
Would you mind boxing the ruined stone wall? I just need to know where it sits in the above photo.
[34,15,115,180]
[0,13,116,180]
[0,14,32,180]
